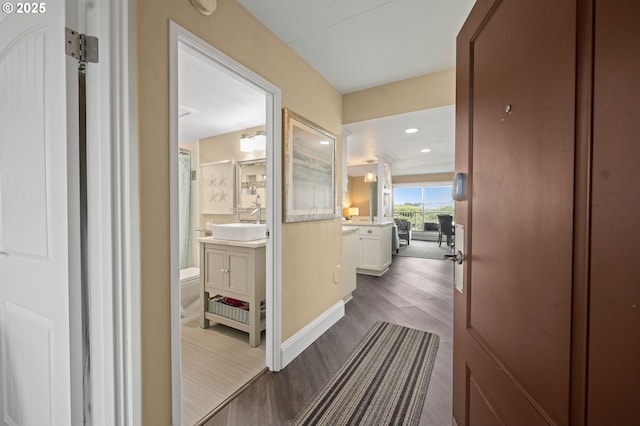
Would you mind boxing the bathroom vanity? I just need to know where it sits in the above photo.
[198,237,266,347]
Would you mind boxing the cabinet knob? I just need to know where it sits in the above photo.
[367,229,373,234]
[220,268,226,273]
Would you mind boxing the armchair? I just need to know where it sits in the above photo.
[391,224,400,254]
[394,218,412,245]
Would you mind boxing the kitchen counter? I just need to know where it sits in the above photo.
[342,220,394,228]
[342,222,393,276]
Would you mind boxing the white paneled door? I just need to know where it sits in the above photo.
[0,1,82,425]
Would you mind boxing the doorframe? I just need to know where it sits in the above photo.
[168,21,283,425]
[107,0,142,425]
[84,0,141,424]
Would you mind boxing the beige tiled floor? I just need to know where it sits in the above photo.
[181,318,265,426]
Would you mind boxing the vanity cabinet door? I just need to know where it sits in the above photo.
[204,247,251,296]
[205,248,227,290]
[227,250,250,296]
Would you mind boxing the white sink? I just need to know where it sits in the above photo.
[212,223,266,241]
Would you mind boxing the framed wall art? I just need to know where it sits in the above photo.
[200,160,234,214]
[283,108,338,222]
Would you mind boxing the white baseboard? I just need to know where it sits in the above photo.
[281,300,345,367]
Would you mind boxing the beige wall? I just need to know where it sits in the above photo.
[137,0,343,423]
[342,68,455,124]
[199,127,265,164]
[347,177,374,217]
[393,172,455,185]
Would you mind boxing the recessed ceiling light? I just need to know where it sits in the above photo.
[420,148,431,153]
[405,128,418,134]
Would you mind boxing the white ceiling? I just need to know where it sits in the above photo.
[179,1,474,176]
[236,0,474,94]
[178,46,265,143]
[345,105,455,176]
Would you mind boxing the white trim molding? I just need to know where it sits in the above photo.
[108,0,141,425]
[281,301,345,367]
[83,0,140,425]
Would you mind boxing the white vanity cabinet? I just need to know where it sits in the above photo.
[205,248,251,295]
[198,238,266,347]
[344,222,393,276]
[342,227,358,301]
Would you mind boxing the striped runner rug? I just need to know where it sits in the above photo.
[292,322,440,426]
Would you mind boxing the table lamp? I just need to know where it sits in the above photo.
[345,207,359,220]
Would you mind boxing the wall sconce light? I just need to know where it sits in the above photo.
[240,130,266,152]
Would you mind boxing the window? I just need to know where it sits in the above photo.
[393,184,454,231]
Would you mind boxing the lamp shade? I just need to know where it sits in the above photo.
[346,207,359,216]
[364,170,377,182]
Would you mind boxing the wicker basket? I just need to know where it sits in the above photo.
[208,296,265,324]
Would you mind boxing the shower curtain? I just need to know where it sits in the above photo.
[179,151,193,269]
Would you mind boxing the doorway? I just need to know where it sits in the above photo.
[392,183,454,259]
[342,106,457,261]
[169,23,282,425]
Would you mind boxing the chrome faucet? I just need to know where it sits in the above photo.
[250,195,262,224]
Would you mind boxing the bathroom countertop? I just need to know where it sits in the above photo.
[197,237,266,248]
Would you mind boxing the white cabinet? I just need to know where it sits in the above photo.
[345,223,392,276]
[205,248,251,295]
[342,228,358,301]
[199,240,266,347]
[359,235,381,270]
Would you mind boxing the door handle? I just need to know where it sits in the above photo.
[444,250,464,265]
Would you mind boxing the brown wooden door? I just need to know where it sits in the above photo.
[454,0,577,424]
[588,0,640,423]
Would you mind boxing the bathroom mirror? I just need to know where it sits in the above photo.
[237,159,266,209]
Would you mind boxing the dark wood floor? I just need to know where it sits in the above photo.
[204,256,454,426]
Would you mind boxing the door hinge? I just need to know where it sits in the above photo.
[65,28,99,63]
[191,170,197,181]
[266,229,270,239]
